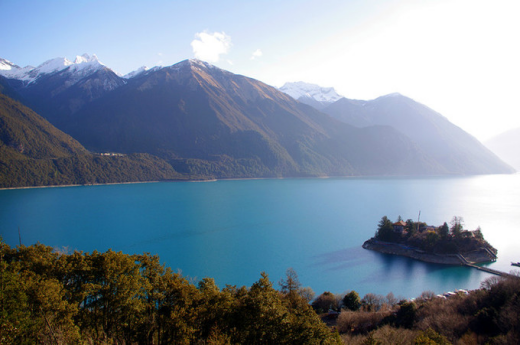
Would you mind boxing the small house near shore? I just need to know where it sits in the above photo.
[393,221,407,233]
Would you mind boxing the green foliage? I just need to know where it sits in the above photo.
[343,290,361,311]
[372,215,496,256]
[375,216,395,242]
[0,240,340,344]
[414,328,450,345]
[450,216,464,239]
[405,218,417,237]
[439,222,449,238]
[396,301,417,328]
[474,226,484,240]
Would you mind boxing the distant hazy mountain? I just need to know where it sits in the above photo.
[279,82,343,110]
[485,128,520,171]
[322,93,514,175]
[0,92,181,188]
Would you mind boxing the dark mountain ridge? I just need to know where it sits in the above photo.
[62,59,444,178]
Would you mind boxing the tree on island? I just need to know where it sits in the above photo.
[370,215,496,258]
[450,216,464,239]
[405,219,416,237]
[376,216,395,241]
[474,226,484,240]
[439,222,450,238]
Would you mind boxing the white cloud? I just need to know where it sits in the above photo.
[250,49,263,60]
[191,31,232,62]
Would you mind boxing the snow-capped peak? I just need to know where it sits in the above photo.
[31,57,74,76]
[0,58,20,71]
[0,53,105,84]
[279,81,343,104]
[0,58,35,79]
[73,53,98,64]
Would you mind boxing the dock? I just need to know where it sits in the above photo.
[465,263,518,278]
[456,252,519,278]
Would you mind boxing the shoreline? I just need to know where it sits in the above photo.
[1,172,517,191]
[0,175,331,191]
[0,180,165,191]
[362,238,496,265]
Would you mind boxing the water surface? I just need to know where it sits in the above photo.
[2,175,519,298]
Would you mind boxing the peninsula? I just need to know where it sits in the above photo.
[362,216,497,265]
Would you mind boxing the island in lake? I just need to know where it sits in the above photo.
[363,216,497,265]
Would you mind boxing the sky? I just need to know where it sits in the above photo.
[1,0,519,141]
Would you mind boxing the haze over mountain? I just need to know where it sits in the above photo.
[485,128,520,172]
[0,55,514,185]
[321,94,514,174]
[281,82,514,175]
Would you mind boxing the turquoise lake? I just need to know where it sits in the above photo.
[1,174,520,299]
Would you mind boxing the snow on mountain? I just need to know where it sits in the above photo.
[0,58,20,71]
[279,81,343,104]
[0,58,35,79]
[122,65,162,79]
[0,54,106,84]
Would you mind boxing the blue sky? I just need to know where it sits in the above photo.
[1,0,519,141]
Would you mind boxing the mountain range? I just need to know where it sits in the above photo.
[280,82,514,175]
[0,55,514,187]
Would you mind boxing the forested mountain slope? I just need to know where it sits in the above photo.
[0,93,182,188]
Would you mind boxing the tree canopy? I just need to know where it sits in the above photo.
[0,240,340,344]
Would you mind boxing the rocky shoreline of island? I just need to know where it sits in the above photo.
[362,238,496,265]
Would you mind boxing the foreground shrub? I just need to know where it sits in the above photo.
[336,310,391,334]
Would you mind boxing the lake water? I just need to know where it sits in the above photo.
[1,174,520,299]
